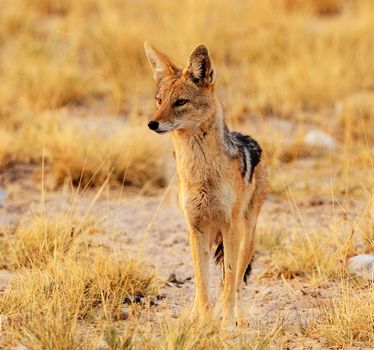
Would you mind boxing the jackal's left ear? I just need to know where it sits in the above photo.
[144,42,180,82]
[186,44,215,87]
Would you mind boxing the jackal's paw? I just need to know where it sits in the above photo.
[190,306,214,324]
[189,309,199,321]
[221,318,236,333]
[236,317,249,328]
[189,301,199,319]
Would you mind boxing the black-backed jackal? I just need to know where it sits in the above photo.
[144,43,267,330]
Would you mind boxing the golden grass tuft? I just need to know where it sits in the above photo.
[255,224,286,253]
[0,111,171,191]
[151,313,284,350]
[1,250,159,319]
[257,221,357,281]
[257,195,374,283]
[310,284,374,348]
[48,121,170,190]
[157,315,223,350]
[0,206,160,348]
[258,197,374,283]
[356,196,374,253]
[0,129,14,169]
[336,92,374,143]
[271,229,353,280]
[2,211,96,269]
[1,252,159,348]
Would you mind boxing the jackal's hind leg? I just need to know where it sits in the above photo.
[236,216,257,326]
[221,224,240,330]
[236,195,264,325]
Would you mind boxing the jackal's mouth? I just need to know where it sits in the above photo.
[155,124,178,134]
[148,120,177,134]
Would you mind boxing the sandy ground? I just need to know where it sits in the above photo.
[0,160,362,348]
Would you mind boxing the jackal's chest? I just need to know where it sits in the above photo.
[178,180,235,224]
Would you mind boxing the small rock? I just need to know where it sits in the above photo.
[149,299,158,307]
[0,270,15,291]
[348,255,374,281]
[167,273,178,283]
[112,307,129,321]
[156,293,166,300]
[13,344,29,350]
[123,296,132,305]
[166,273,188,288]
[123,294,144,305]
[0,188,7,207]
[304,130,337,150]
[123,294,159,307]
[96,339,109,350]
[300,287,321,298]
[134,295,142,304]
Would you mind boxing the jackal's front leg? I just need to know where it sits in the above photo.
[189,225,211,318]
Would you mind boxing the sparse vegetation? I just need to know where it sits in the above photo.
[0,207,160,348]
[1,211,95,269]
[48,119,170,189]
[259,226,355,281]
[310,284,374,348]
[0,0,373,192]
[257,201,374,281]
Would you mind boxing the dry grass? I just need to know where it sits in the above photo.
[1,0,373,118]
[0,0,373,193]
[0,206,160,349]
[261,227,355,281]
[154,314,284,350]
[100,313,285,350]
[256,199,374,282]
[254,200,374,347]
[1,251,159,319]
[47,118,170,189]
[0,200,285,349]
[356,195,374,252]
[310,283,374,347]
[335,91,374,143]
[1,253,159,348]
[0,112,170,190]
[2,211,96,269]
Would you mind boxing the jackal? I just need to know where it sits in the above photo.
[144,43,267,329]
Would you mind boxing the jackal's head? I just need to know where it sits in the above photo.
[144,42,216,134]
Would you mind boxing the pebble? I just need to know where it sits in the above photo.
[347,254,374,281]
[304,130,337,150]
[96,339,109,350]
[13,344,28,350]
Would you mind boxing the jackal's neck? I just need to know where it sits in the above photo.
[171,104,227,180]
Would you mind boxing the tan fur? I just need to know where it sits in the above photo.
[144,42,268,329]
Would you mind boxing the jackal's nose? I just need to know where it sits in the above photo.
[148,121,159,131]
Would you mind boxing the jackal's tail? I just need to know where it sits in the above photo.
[214,242,253,284]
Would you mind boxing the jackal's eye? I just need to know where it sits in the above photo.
[174,99,188,107]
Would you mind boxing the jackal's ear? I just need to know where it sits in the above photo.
[186,44,215,87]
[144,42,180,82]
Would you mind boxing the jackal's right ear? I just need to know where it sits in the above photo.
[144,42,180,82]
[186,44,215,87]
